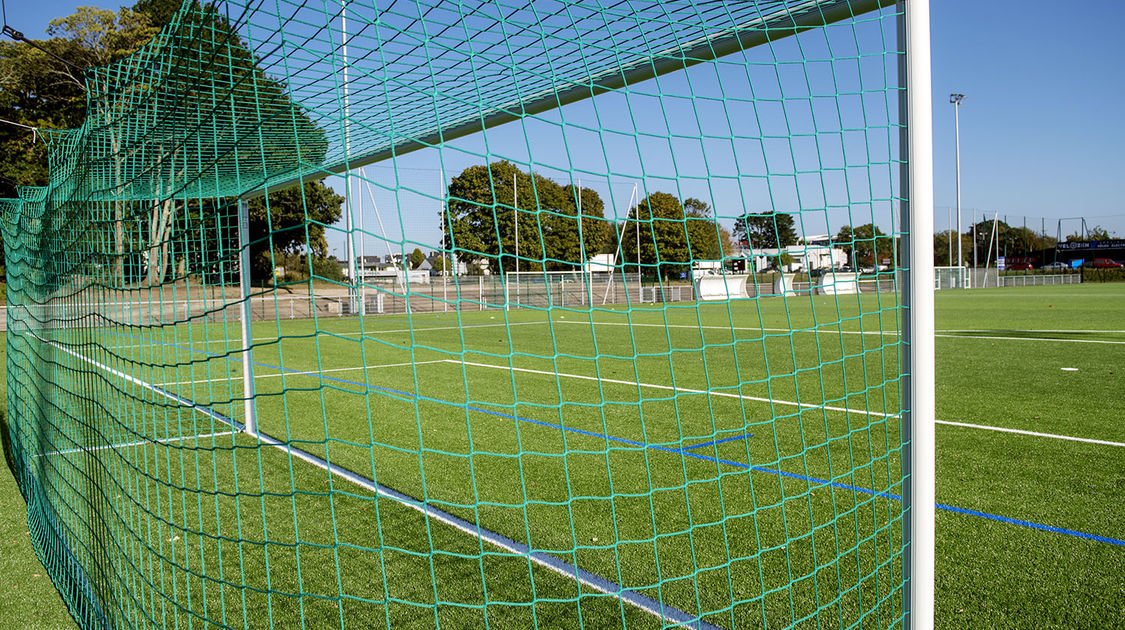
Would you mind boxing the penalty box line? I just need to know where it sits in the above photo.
[39,337,719,630]
[34,430,237,459]
[448,360,1125,449]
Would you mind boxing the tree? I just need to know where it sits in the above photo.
[683,198,732,262]
[0,7,156,197]
[933,229,973,267]
[247,180,344,283]
[1,2,332,287]
[970,219,1033,266]
[410,248,425,269]
[442,161,609,273]
[621,192,691,281]
[1064,225,1113,242]
[733,211,798,250]
[834,224,894,268]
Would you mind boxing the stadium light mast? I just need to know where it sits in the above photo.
[950,93,965,281]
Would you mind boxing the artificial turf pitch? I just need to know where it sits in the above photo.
[2,283,1122,628]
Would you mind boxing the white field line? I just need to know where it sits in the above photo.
[35,430,236,458]
[448,360,1125,448]
[41,335,235,427]
[447,359,893,418]
[934,421,1125,448]
[555,320,1125,344]
[154,360,449,388]
[101,321,543,351]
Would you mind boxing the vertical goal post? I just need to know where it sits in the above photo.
[1,0,935,628]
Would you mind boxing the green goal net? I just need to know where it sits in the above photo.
[3,0,925,627]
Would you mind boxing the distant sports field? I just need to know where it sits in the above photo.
[8,283,1124,629]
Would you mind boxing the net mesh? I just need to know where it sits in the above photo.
[3,0,910,627]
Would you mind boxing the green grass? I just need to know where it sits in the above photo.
[2,283,1123,628]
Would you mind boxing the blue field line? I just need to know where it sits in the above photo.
[682,434,754,450]
[935,504,1125,546]
[113,331,1125,547]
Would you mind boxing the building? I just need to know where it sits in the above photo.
[739,236,848,273]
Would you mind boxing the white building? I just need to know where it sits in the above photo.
[745,242,847,273]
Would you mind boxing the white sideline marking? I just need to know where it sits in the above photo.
[448,360,1125,448]
[935,421,1125,448]
[35,430,236,458]
[155,360,449,387]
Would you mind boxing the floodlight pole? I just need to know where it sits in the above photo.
[238,198,258,436]
[900,1,935,628]
[950,94,964,273]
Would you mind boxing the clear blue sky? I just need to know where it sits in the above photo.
[7,0,1124,244]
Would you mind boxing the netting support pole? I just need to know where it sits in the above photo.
[899,1,934,628]
[238,198,258,436]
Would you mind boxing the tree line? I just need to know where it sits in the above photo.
[441,162,742,280]
[931,219,1114,267]
[0,0,342,287]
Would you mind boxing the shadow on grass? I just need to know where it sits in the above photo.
[942,329,1124,341]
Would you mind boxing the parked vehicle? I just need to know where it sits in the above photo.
[1007,262,1033,271]
[1041,262,1070,271]
[1085,258,1124,269]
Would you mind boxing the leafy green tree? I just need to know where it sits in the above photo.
[733,211,798,250]
[683,198,732,262]
[1,2,331,287]
[442,161,608,273]
[1063,225,1112,242]
[933,230,972,267]
[132,0,184,26]
[0,7,156,196]
[621,192,691,281]
[410,248,425,269]
[248,181,344,283]
[834,224,895,268]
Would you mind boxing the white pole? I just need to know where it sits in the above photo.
[577,178,592,306]
[238,199,258,436]
[603,183,637,304]
[514,171,519,307]
[985,211,999,287]
[341,2,358,313]
[952,95,963,274]
[900,1,934,628]
[359,170,405,296]
[636,190,641,302]
[972,209,977,286]
[357,173,367,316]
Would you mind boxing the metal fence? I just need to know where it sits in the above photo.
[998,274,1081,287]
[1,274,908,331]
